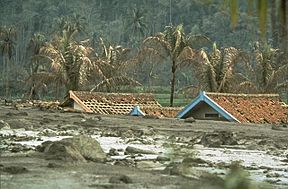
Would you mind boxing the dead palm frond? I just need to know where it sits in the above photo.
[90,76,141,92]
[195,44,242,93]
[142,24,211,106]
[236,43,288,93]
[89,38,141,92]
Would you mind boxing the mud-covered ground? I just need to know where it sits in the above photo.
[1,102,288,189]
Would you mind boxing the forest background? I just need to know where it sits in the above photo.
[0,0,287,106]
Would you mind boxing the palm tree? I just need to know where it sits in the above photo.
[90,37,141,92]
[39,14,93,98]
[236,42,288,94]
[41,32,93,95]
[26,33,46,99]
[126,8,148,45]
[54,14,87,40]
[143,24,211,106]
[0,26,16,98]
[196,43,242,92]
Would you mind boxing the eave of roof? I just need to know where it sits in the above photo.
[69,90,93,113]
[177,91,240,123]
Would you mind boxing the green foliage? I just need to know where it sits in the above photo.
[0,0,287,100]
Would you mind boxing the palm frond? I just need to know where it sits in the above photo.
[238,81,258,93]
[90,76,142,92]
[143,36,171,58]
[187,34,212,49]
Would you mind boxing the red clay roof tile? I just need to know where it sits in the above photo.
[206,92,288,124]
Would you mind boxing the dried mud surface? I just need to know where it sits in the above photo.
[1,102,288,189]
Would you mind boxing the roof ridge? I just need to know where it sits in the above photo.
[205,92,279,98]
[72,90,154,96]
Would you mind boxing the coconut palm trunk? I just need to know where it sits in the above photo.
[170,60,176,107]
[5,56,10,98]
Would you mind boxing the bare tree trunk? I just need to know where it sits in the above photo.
[5,56,10,98]
[280,0,287,51]
[270,0,278,47]
[170,60,176,107]
[2,57,5,96]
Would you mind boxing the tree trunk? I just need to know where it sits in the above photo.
[5,56,10,98]
[280,0,287,51]
[270,0,278,47]
[170,60,176,107]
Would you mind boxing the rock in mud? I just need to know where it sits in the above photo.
[184,117,196,123]
[39,129,58,137]
[44,141,86,162]
[47,162,63,168]
[5,111,28,117]
[182,157,208,165]
[109,174,133,184]
[40,135,106,162]
[120,129,135,138]
[266,172,282,178]
[125,146,157,155]
[63,135,106,162]
[113,159,136,167]
[200,131,238,147]
[108,148,119,156]
[163,162,184,176]
[10,143,33,153]
[59,124,79,131]
[156,156,171,162]
[101,129,120,137]
[2,166,28,174]
[5,119,32,129]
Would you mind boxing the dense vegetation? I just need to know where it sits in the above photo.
[0,0,287,106]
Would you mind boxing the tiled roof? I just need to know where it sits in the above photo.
[206,92,288,124]
[142,107,183,118]
[69,91,161,115]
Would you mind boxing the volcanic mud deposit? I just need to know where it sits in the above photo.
[1,102,288,189]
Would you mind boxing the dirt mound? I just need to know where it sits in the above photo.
[2,166,28,174]
[109,174,133,184]
[63,135,106,162]
[44,140,86,162]
[125,146,157,155]
[200,131,238,147]
[40,135,106,162]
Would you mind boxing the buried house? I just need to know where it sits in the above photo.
[177,91,288,124]
[63,90,181,117]
[64,90,161,115]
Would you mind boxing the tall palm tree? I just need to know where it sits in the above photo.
[126,8,148,45]
[41,32,93,95]
[0,26,16,98]
[26,33,46,99]
[143,24,210,106]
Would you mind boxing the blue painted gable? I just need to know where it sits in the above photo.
[177,91,240,122]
